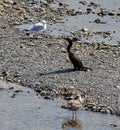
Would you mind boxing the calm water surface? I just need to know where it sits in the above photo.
[0,80,120,130]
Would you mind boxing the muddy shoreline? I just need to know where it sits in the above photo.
[0,0,120,115]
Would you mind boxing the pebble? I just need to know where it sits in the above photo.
[11,93,16,98]
[79,1,88,5]
[52,89,59,95]
[94,18,101,23]
[86,8,92,14]
[108,12,116,16]
[0,76,4,80]
[4,0,13,4]
[61,48,66,53]
[0,4,4,11]
[92,42,100,50]
[6,79,13,83]
[14,89,23,93]
[14,73,21,78]
[109,123,117,127]
[82,27,89,32]
[59,2,63,6]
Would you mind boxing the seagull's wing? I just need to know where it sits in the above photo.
[29,23,44,32]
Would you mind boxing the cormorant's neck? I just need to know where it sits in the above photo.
[67,39,73,52]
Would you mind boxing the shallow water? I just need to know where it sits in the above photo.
[0,80,120,130]
[48,0,120,45]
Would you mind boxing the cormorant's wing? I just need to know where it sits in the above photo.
[69,51,84,67]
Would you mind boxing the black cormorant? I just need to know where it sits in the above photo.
[64,38,92,71]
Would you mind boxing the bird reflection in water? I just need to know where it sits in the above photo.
[62,119,82,130]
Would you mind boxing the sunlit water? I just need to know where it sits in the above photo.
[0,80,120,130]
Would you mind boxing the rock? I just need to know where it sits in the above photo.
[91,106,97,112]
[117,13,120,16]
[92,42,100,50]
[44,96,51,99]
[108,12,116,16]
[76,9,83,15]
[0,4,4,11]
[14,89,23,93]
[14,73,21,78]
[109,123,117,127]
[94,18,101,23]
[16,7,26,14]
[82,27,89,33]
[52,89,59,95]
[87,103,96,108]
[79,1,88,5]
[6,79,13,83]
[59,2,63,6]
[4,0,13,4]
[86,8,92,14]
[61,48,66,53]
[0,76,4,80]
[11,93,16,98]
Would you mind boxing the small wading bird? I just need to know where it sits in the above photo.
[25,20,47,38]
[64,38,92,71]
[61,94,84,120]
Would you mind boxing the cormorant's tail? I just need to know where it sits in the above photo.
[82,66,92,71]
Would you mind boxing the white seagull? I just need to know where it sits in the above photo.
[25,20,47,37]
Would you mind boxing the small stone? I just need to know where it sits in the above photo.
[2,70,9,76]
[116,86,120,90]
[0,76,4,80]
[49,75,59,79]
[91,106,97,112]
[14,73,21,78]
[108,12,116,16]
[20,44,25,48]
[36,89,42,93]
[9,87,14,90]
[76,9,83,15]
[44,96,51,99]
[61,48,66,53]
[4,0,13,4]
[0,5,4,11]
[52,89,59,95]
[79,1,88,5]
[86,103,96,109]
[94,18,101,23]
[64,95,74,100]
[117,13,120,16]
[11,93,16,98]
[109,123,117,127]
[14,89,23,93]
[6,79,13,83]
[86,8,92,13]
[82,27,89,32]
[16,7,26,14]
[59,2,63,6]
[92,42,100,50]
